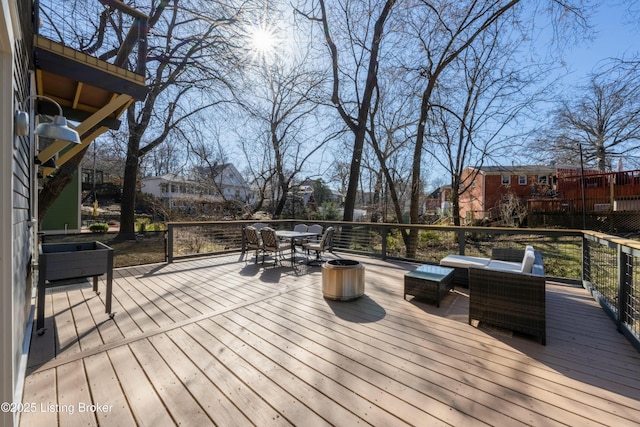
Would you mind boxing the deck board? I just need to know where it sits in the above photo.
[82,352,136,427]
[107,344,175,426]
[165,328,290,426]
[249,296,552,426]
[127,338,215,426]
[56,360,96,426]
[19,367,57,426]
[21,253,640,426]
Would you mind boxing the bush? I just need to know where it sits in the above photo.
[89,222,109,233]
[418,230,442,246]
[320,202,340,220]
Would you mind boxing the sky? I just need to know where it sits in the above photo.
[248,2,640,189]
[559,1,639,84]
[422,1,640,189]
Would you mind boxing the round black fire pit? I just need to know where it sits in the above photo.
[322,259,365,301]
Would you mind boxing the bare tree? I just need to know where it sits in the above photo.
[397,0,590,256]
[36,0,147,222]
[234,43,330,218]
[426,18,546,225]
[116,0,254,238]
[295,0,397,222]
[366,86,415,225]
[36,0,254,234]
[542,60,640,171]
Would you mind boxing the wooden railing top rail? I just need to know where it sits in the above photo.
[167,220,584,235]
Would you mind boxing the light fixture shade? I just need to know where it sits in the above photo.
[34,115,81,144]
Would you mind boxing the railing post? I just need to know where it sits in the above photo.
[241,225,247,254]
[381,226,387,260]
[167,224,174,263]
[617,246,631,333]
[582,235,590,286]
[163,230,168,263]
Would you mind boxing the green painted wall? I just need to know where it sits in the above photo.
[41,171,80,231]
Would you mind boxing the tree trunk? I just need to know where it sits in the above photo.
[342,126,367,222]
[117,139,140,241]
[316,0,396,222]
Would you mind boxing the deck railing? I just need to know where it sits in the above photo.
[583,231,640,351]
[165,220,639,351]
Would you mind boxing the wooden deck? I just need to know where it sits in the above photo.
[21,253,640,426]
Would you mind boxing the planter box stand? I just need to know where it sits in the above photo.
[37,242,114,335]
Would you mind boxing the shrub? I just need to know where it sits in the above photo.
[89,223,109,233]
[418,230,442,246]
[320,202,340,220]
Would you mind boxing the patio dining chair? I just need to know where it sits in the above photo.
[260,227,288,267]
[244,226,263,264]
[304,226,334,265]
[307,224,323,237]
[292,223,308,251]
[302,224,323,246]
[293,223,308,232]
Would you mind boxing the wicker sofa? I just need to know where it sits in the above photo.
[468,248,546,345]
[440,246,537,287]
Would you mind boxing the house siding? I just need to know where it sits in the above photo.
[141,164,254,209]
[459,166,560,222]
[2,2,35,426]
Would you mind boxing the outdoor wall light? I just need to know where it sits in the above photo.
[15,95,81,144]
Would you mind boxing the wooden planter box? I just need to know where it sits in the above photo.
[37,241,114,335]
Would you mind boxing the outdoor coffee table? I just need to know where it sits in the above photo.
[404,264,455,307]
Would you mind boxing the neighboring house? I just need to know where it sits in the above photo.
[328,190,344,205]
[141,163,254,211]
[533,168,640,213]
[292,184,316,209]
[2,2,146,425]
[425,186,452,217]
[458,165,581,222]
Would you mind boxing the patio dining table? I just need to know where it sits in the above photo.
[275,230,320,267]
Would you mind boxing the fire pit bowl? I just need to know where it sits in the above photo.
[322,259,365,301]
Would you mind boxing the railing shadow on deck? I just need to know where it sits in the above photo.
[165,220,640,352]
[405,280,640,403]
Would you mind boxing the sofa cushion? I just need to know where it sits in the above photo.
[486,260,522,272]
[440,254,490,269]
[521,249,536,273]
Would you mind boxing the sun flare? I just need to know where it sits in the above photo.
[244,20,283,64]
[250,25,277,54]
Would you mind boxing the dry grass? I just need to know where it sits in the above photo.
[110,238,165,267]
[41,232,165,268]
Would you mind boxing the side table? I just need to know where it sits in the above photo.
[404,264,454,307]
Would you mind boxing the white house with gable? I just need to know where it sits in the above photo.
[141,163,254,211]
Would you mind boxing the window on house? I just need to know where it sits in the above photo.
[501,175,511,185]
[518,175,526,185]
[538,175,548,185]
